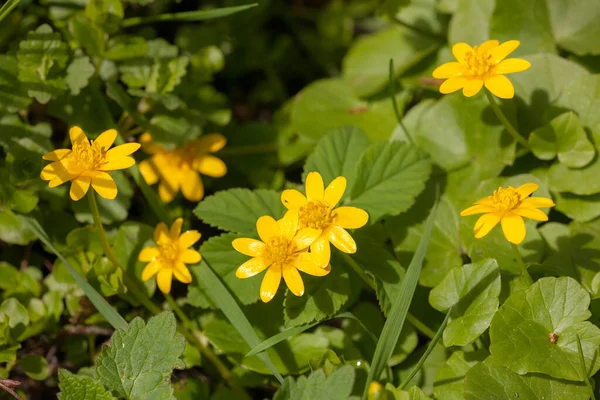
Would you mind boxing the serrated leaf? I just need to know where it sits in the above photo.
[348,141,431,222]
[95,312,185,400]
[66,56,95,95]
[490,277,600,381]
[58,369,113,400]
[429,259,500,346]
[69,13,105,57]
[433,350,488,400]
[276,365,355,400]
[194,188,285,237]
[105,36,148,61]
[302,126,370,193]
[0,55,32,112]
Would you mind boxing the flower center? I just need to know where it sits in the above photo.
[157,240,180,267]
[71,140,107,172]
[263,237,292,265]
[464,46,494,77]
[492,187,521,212]
[298,200,334,230]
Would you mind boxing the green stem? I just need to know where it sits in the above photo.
[484,89,529,148]
[342,253,435,339]
[399,310,451,389]
[511,243,532,282]
[389,58,414,146]
[164,293,192,328]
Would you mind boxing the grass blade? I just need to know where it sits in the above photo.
[0,0,21,24]
[362,200,438,399]
[246,311,378,357]
[577,334,596,400]
[25,218,128,331]
[388,58,414,145]
[122,4,258,27]
[193,259,284,384]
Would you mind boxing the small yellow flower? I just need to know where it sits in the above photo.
[232,212,330,303]
[40,127,140,201]
[433,40,531,99]
[138,133,227,203]
[138,218,201,294]
[367,381,384,400]
[281,172,368,267]
[460,183,555,244]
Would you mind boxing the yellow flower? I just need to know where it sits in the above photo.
[367,381,384,400]
[40,127,140,201]
[232,212,330,303]
[460,183,555,244]
[280,172,369,267]
[432,40,531,99]
[138,218,201,294]
[138,133,227,203]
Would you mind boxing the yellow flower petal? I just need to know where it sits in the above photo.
[283,266,304,296]
[180,169,204,201]
[440,77,467,94]
[432,62,464,79]
[520,197,555,208]
[324,177,346,208]
[173,263,193,284]
[69,126,88,145]
[101,156,136,171]
[181,249,202,264]
[197,133,227,153]
[260,263,282,303]
[327,226,357,254]
[484,75,515,99]
[159,182,178,203]
[460,204,496,216]
[157,268,173,294]
[515,183,539,199]
[106,142,140,158]
[42,149,70,161]
[334,206,368,229]
[452,42,472,63]
[69,176,91,201]
[94,129,117,150]
[292,227,321,251]
[309,237,331,268]
[141,261,161,281]
[495,58,531,75]
[170,218,183,238]
[139,159,159,185]
[154,222,169,243]
[232,238,265,257]
[257,215,280,242]
[514,207,548,221]
[41,162,74,187]
[305,172,324,201]
[281,189,308,210]
[196,155,227,178]
[462,79,484,97]
[490,40,520,63]
[473,213,501,238]
[474,197,494,206]
[91,172,118,200]
[236,257,269,279]
[292,253,330,276]
[179,230,201,249]
[501,213,526,244]
[139,247,159,262]
[140,133,164,154]
[278,211,299,241]
[480,40,500,52]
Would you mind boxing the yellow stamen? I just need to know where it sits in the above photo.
[263,237,292,265]
[492,186,521,211]
[464,45,494,77]
[69,140,108,172]
[157,240,180,267]
[298,200,334,230]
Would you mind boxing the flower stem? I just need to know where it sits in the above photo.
[511,243,532,282]
[484,89,529,148]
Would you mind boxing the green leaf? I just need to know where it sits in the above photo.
[489,0,556,55]
[433,350,488,400]
[347,141,431,222]
[0,209,36,245]
[66,56,95,95]
[290,78,398,141]
[284,254,352,327]
[105,36,148,61]
[0,55,32,112]
[95,312,185,400]
[554,74,600,132]
[122,3,259,27]
[548,151,600,196]
[490,277,600,381]
[448,0,494,44]
[172,377,209,400]
[85,0,123,33]
[547,0,600,56]
[58,369,113,400]
[275,365,356,400]
[194,188,285,237]
[69,13,105,57]
[302,126,370,193]
[111,222,155,293]
[396,342,447,395]
[341,25,439,97]
[429,259,500,346]
[19,354,49,381]
[380,0,409,18]
[0,114,52,157]
[553,191,600,222]
[465,356,589,400]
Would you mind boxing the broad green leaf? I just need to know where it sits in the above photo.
[122,4,259,27]
[96,312,185,400]
[341,25,439,97]
[0,298,29,331]
[429,259,500,346]
[348,142,431,222]
[105,36,148,61]
[529,112,595,168]
[465,356,589,400]
[0,55,31,112]
[553,191,600,222]
[72,171,134,224]
[554,74,600,132]
[111,222,155,293]
[290,78,398,141]
[380,0,409,17]
[384,384,432,400]
[19,354,49,381]
[275,365,355,400]
[172,377,209,400]
[0,114,52,157]
[69,13,105,57]
[489,0,556,55]
[448,0,494,44]
[58,369,113,400]
[194,188,285,237]
[549,157,600,196]
[433,350,488,400]
[490,277,600,381]
[284,254,351,327]
[66,56,95,96]
[302,126,370,193]
[547,0,600,56]
[0,209,36,245]
[85,0,123,33]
